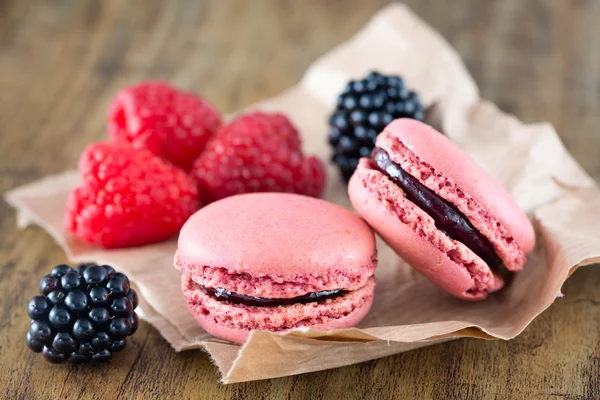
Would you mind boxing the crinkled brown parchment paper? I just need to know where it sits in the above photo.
[5,4,600,383]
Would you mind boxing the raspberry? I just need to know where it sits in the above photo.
[65,142,200,248]
[108,81,222,170]
[192,112,326,203]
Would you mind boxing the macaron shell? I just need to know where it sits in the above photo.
[380,119,535,254]
[183,276,375,344]
[349,159,503,300]
[177,193,377,277]
[188,299,374,344]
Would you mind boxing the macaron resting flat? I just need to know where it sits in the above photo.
[175,193,377,343]
[348,119,535,301]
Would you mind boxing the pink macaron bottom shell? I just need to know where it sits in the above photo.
[182,275,375,344]
[377,131,528,271]
[175,251,377,298]
[349,159,504,300]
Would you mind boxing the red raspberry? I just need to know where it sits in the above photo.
[65,142,200,248]
[192,112,326,203]
[108,81,222,170]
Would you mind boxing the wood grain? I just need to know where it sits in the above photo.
[1,0,599,398]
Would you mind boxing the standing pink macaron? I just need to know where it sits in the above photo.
[175,193,377,343]
[349,119,535,301]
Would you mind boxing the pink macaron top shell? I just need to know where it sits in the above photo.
[177,192,377,278]
[377,119,535,268]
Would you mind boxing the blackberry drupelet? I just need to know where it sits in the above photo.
[26,263,139,364]
[328,71,425,181]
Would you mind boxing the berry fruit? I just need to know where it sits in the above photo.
[108,81,222,170]
[328,71,425,181]
[192,112,326,203]
[65,142,200,248]
[26,264,139,364]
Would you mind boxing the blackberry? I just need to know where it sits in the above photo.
[328,71,425,181]
[26,263,139,364]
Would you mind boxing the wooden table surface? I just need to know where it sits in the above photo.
[1,1,599,399]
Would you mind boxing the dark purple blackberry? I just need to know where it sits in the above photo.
[328,71,424,181]
[26,263,138,364]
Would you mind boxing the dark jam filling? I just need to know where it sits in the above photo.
[371,147,508,278]
[201,286,348,307]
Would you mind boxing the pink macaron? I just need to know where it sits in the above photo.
[175,193,377,343]
[348,119,535,301]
